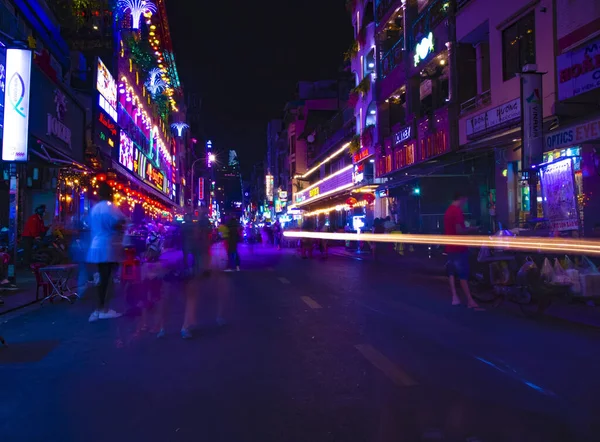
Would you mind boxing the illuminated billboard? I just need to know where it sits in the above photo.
[119,130,134,171]
[96,57,117,121]
[2,48,32,162]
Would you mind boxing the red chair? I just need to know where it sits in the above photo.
[121,248,141,282]
[30,263,50,301]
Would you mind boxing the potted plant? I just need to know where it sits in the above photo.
[349,134,362,155]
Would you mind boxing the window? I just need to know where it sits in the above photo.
[502,12,535,81]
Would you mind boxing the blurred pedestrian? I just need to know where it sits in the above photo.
[87,182,126,321]
[444,192,480,309]
[224,216,241,271]
[180,213,195,273]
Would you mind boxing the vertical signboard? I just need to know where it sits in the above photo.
[0,48,6,139]
[266,175,274,202]
[521,71,544,169]
[198,177,204,201]
[2,48,32,161]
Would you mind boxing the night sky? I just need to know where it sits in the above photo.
[166,0,353,175]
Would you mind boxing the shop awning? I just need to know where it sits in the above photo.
[112,161,180,210]
[29,142,88,170]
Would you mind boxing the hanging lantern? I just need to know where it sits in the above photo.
[346,197,358,207]
[97,173,107,182]
[363,193,375,204]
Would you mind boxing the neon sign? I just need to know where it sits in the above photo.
[309,187,320,197]
[145,162,164,191]
[352,148,371,163]
[119,130,134,171]
[96,58,117,120]
[414,32,434,66]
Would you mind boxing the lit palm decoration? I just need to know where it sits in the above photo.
[117,0,157,29]
[171,122,189,137]
[145,68,167,96]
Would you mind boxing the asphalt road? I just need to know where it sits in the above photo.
[1,244,600,442]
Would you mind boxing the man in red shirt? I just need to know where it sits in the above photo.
[22,205,48,265]
[444,192,479,308]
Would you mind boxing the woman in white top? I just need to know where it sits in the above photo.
[87,182,126,322]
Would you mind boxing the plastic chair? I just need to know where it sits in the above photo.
[121,248,141,282]
[30,263,50,301]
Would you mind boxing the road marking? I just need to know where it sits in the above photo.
[355,344,418,387]
[278,277,290,284]
[474,356,556,397]
[301,296,322,309]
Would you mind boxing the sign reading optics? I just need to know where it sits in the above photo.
[2,48,32,162]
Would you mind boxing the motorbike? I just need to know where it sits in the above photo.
[145,230,163,262]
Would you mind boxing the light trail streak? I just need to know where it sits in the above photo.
[282,231,600,256]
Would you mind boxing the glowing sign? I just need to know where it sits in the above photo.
[145,162,164,191]
[119,130,134,171]
[2,48,32,162]
[171,122,188,137]
[266,175,274,202]
[414,32,434,66]
[309,187,320,197]
[198,177,204,201]
[96,58,117,119]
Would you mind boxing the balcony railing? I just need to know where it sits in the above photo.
[380,38,404,79]
[412,0,449,45]
[460,90,491,115]
[376,0,399,24]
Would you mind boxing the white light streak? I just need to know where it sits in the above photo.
[282,231,600,256]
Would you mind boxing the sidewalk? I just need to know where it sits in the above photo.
[329,246,600,329]
[0,248,187,317]
[0,272,39,315]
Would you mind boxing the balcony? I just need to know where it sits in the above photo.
[460,90,491,115]
[376,0,401,26]
[412,0,450,43]
[380,39,404,79]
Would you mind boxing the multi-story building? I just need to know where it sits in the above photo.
[348,0,378,202]
[539,0,600,236]
[455,0,557,233]
[373,0,460,232]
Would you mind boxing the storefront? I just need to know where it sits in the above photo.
[290,165,377,230]
[27,63,86,229]
[541,117,600,236]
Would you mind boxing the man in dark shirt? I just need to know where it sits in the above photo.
[22,205,48,265]
[444,192,479,308]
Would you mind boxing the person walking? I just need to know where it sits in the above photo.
[444,192,480,309]
[22,205,48,265]
[224,216,241,271]
[87,182,126,321]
